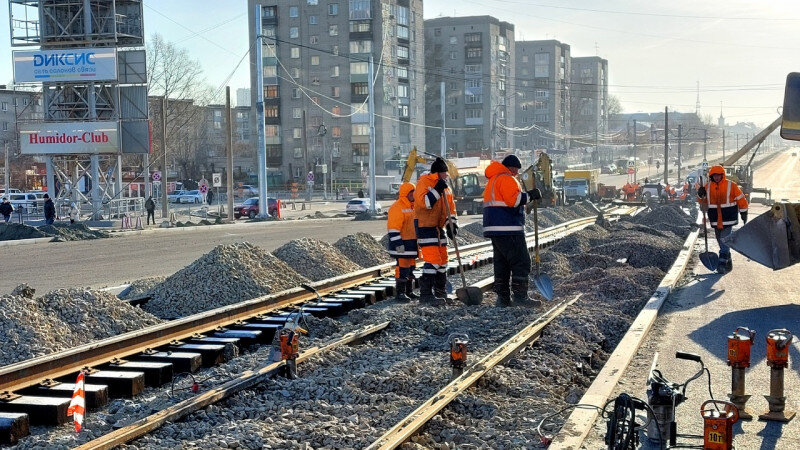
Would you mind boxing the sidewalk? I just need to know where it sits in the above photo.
[582,204,800,449]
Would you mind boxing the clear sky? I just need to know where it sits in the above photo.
[2,0,798,127]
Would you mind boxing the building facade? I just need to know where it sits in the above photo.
[1,87,44,190]
[423,16,515,158]
[247,0,425,187]
[570,56,608,143]
[514,40,570,152]
[202,104,255,179]
[236,88,252,108]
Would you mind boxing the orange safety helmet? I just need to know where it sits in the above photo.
[708,165,725,178]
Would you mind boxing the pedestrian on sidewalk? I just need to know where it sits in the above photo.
[43,194,55,225]
[206,189,214,205]
[69,203,79,224]
[0,197,13,224]
[482,155,541,307]
[414,157,457,306]
[145,195,156,225]
[387,182,418,302]
[697,165,748,274]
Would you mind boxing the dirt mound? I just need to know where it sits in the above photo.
[274,238,361,282]
[334,232,393,268]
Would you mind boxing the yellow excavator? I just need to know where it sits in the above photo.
[520,152,558,208]
[725,72,800,270]
[401,147,488,214]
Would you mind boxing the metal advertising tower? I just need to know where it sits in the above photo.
[8,0,149,218]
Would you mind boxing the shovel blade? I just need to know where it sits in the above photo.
[699,251,719,271]
[533,273,554,301]
[724,205,800,270]
[456,287,483,306]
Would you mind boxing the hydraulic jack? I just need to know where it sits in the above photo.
[726,327,755,420]
[449,333,468,379]
[279,327,300,379]
[759,328,795,422]
[701,400,739,450]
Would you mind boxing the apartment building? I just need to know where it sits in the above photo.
[424,16,515,158]
[247,0,425,186]
[515,40,570,151]
[570,56,608,141]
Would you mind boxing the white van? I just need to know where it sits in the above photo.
[8,193,38,213]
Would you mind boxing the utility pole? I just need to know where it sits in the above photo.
[225,86,234,223]
[302,110,311,201]
[367,54,377,213]
[703,128,708,160]
[440,81,446,158]
[4,142,9,195]
[677,124,682,183]
[632,119,637,182]
[663,107,669,184]
[722,129,726,160]
[161,95,168,220]
[254,5,269,217]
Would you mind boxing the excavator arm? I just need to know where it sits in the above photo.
[401,147,459,183]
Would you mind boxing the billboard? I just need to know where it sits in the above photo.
[20,122,120,155]
[13,47,117,83]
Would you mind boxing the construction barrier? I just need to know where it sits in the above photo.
[121,215,132,229]
[276,200,282,219]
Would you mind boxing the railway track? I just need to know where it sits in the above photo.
[0,205,635,446]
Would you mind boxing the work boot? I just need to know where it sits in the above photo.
[494,280,512,307]
[726,257,733,272]
[717,258,728,275]
[512,279,541,307]
[419,274,445,306]
[434,272,449,301]
[394,279,410,302]
[405,278,418,299]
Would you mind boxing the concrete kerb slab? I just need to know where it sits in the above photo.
[549,210,702,449]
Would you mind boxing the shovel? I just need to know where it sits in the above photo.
[698,177,720,271]
[444,179,483,306]
[531,198,554,301]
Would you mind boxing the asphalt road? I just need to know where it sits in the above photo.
[0,218,389,294]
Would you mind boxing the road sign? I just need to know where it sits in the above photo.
[627,160,635,168]
[627,168,635,174]
[212,173,222,187]
[307,171,315,182]
[701,160,709,170]
[152,171,161,181]
[199,184,208,194]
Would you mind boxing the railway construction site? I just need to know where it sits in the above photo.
[0,150,798,449]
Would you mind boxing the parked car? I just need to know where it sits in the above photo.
[234,197,278,219]
[641,183,666,200]
[346,198,382,215]
[167,190,187,203]
[8,192,38,213]
[600,164,617,174]
[0,188,21,196]
[236,185,259,197]
[178,190,204,204]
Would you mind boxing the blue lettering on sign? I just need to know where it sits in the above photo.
[33,51,97,67]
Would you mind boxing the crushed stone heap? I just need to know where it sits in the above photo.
[334,232,393,268]
[274,238,361,282]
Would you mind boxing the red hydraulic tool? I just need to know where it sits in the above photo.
[759,328,795,422]
[726,327,755,420]
[449,333,469,379]
[701,400,739,450]
[279,328,301,379]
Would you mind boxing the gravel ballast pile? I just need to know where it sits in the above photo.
[39,223,109,241]
[274,238,361,281]
[0,223,50,241]
[334,232,393,268]
[0,287,163,368]
[144,243,308,319]
[118,277,166,300]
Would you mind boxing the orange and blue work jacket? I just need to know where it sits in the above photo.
[698,166,748,229]
[482,161,529,237]
[414,172,457,247]
[386,182,418,258]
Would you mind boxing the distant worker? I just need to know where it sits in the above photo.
[386,182,418,302]
[69,203,79,224]
[415,157,457,306]
[206,189,214,205]
[0,197,13,223]
[482,155,541,307]
[145,195,156,225]
[43,193,55,225]
[697,165,749,274]
[357,188,365,198]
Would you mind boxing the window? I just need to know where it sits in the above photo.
[291,47,300,58]
[0,102,7,112]
[293,107,302,119]
[449,51,457,60]
[396,6,409,25]
[535,100,547,110]
[534,53,549,78]
[310,35,319,44]
[332,45,339,55]
[2,122,8,131]
[307,0,318,4]
[352,82,369,95]
[349,40,372,53]
[350,21,371,32]
[23,98,29,106]
[396,66,408,78]
[450,36,457,45]
[465,109,482,119]
[293,128,303,139]
[466,48,482,59]
[265,105,279,118]
[350,62,368,74]
[265,125,279,137]
[311,56,320,65]
[352,124,370,135]
[398,105,409,117]
[465,94,483,104]
[349,0,371,20]
[309,15,317,24]
[434,28,441,36]
[535,114,549,122]
[332,126,342,137]
[331,65,340,77]
[290,27,299,38]
[265,85,279,98]
[352,143,369,156]
[291,68,300,78]
[262,6,276,18]
[535,89,549,98]
[332,105,342,115]
[289,6,298,17]
[448,96,457,105]
[329,3,338,15]
[397,84,409,98]
[465,32,481,43]
[311,76,320,85]
[466,79,481,88]
[294,148,304,159]
[464,64,482,73]
[522,55,529,63]
[329,24,338,36]
[397,46,409,59]
[521,104,528,111]
[311,96,320,105]
[397,25,409,39]
[331,86,340,97]
[292,88,301,98]
[449,112,458,120]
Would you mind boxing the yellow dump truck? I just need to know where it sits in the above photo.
[563,169,600,203]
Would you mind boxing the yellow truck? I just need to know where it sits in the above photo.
[563,169,600,203]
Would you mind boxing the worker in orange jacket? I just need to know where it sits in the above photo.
[414,157,457,305]
[386,182,418,302]
[697,165,749,274]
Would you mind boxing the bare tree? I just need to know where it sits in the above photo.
[607,94,623,115]
[147,33,216,181]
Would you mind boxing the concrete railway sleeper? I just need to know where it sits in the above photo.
[0,207,627,446]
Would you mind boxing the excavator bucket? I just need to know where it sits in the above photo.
[724,203,800,270]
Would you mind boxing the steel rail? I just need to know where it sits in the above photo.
[76,321,390,450]
[367,293,583,450]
